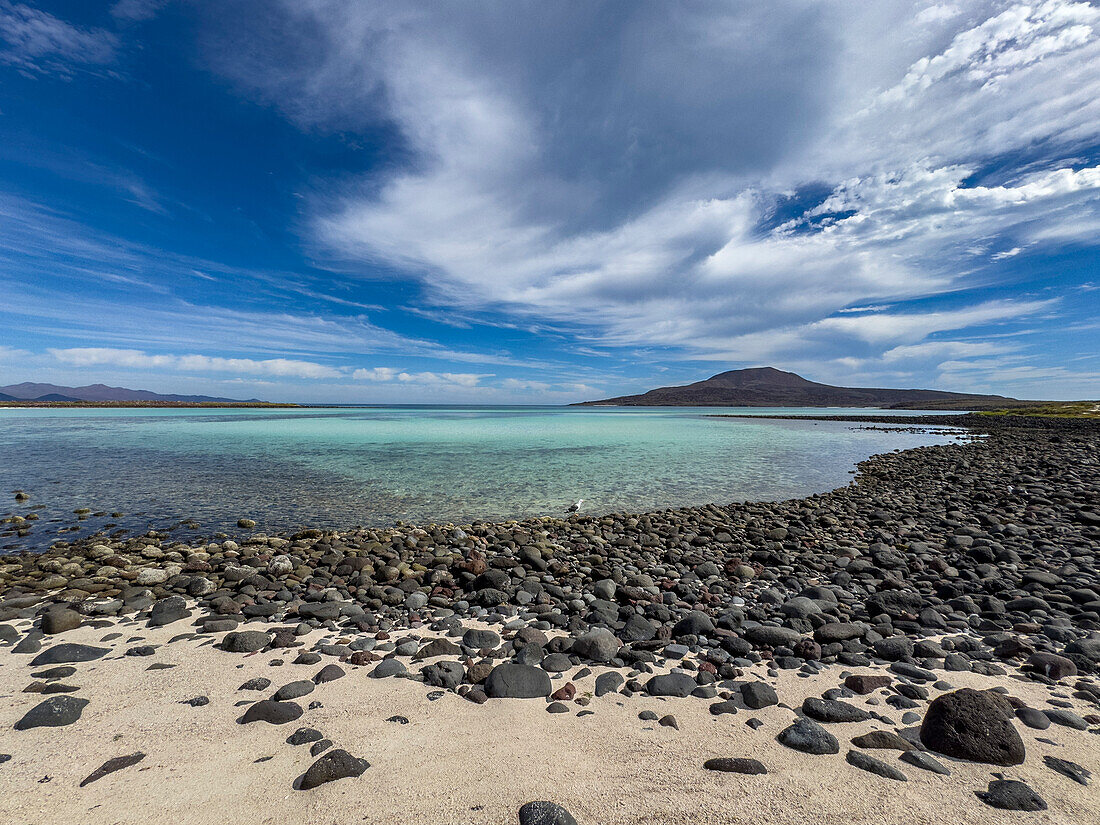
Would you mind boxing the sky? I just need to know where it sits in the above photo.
[0,1,1098,403]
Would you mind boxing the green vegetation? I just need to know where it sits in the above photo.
[977,401,1100,419]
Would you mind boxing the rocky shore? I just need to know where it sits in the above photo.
[2,414,1099,824]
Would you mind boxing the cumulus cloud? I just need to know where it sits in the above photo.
[352,367,489,387]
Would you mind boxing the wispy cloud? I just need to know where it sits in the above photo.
[203,0,1100,379]
[0,1,118,77]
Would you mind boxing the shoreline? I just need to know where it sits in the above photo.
[1,413,1098,822]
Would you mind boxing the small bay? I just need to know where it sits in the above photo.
[0,405,962,552]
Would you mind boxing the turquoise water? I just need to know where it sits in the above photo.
[0,406,963,551]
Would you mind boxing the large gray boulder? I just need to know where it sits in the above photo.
[484,664,552,699]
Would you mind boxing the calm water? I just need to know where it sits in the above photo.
[0,406,964,552]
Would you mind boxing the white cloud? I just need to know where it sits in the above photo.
[49,348,343,380]
[110,0,167,23]
[352,367,400,382]
[0,2,118,76]
[197,0,1100,378]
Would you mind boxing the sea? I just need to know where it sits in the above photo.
[0,405,966,552]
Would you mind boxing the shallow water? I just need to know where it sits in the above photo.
[0,405,964,552]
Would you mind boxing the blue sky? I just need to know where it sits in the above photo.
[0,0,1098,403]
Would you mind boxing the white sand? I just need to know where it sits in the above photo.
[1,614,1097,825]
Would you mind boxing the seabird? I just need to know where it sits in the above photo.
[566,499,583,513]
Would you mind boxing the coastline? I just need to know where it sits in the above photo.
[2,414,1098,823]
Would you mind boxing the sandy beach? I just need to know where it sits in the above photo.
[2,415,1099,823]
[2,611,1098,825]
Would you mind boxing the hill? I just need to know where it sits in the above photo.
[0,382,263,404]
[574,367,1034,409]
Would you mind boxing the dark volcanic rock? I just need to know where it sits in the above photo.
[30,644,109,666]
[645,672,697,698]
[802,697,871,723]
[899,750,950,775]
[149,596,191,627]
[740,682,778,709]
[273,680,315,701]
[287,727,323,746]
[595,672,624,697]
[484,664,552,699]
[1043,755,1091,786]
[920,688,1025,766]
[238,700,303,725]
[846,750,907,781]
[1014,706,1050,729]
[975,779,1046,811]
[777,718,839,754]
[517,801,578,825]
[79,752,145,786]
[703,757,767,774]
[851,730,915,751]
[572,628,621,663]
[298,749,369,790]
[41,608,81,634]
[220,631,271,653]
[1027,651,1077,680]
[313,664,345,684]
[14,696,89,730]
[845,674,891,695]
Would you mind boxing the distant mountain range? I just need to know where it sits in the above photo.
[0,382,261,404]
[574,367,1031,409]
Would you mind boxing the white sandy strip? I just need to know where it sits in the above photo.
[1,615,1097,825]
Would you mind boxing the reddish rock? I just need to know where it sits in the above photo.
[551,682,576,701]
[845,674,892,694]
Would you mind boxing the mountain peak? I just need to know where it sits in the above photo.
[575,367,1024,409]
